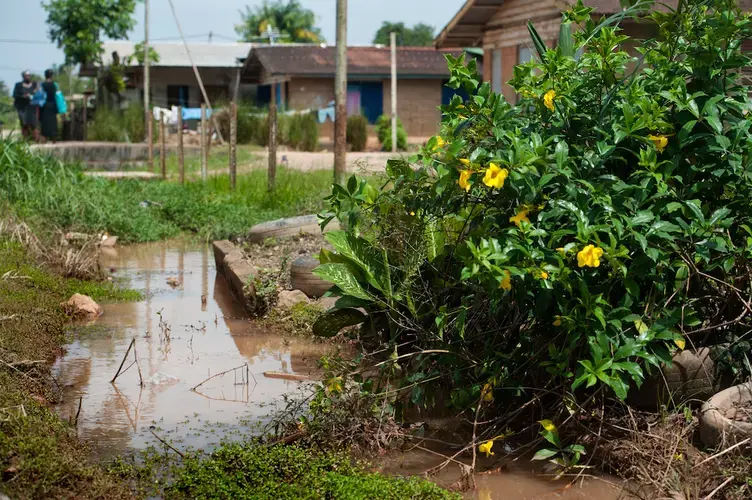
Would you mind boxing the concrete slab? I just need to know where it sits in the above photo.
[84,171,161,180]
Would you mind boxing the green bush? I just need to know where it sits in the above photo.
[346,114,368,151]
[315,0,752,414]
[287,113,304,149]
[299,112,319,152]
[376,114,407,151]
[87,107,124,142]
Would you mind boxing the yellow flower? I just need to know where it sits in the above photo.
[509,209,530,227]
[648,134,668,153]
[433,136,446,150]
[540,271,549,280]
[553,316,562,327]
[499,270,512,291]
[479,440,495,457]
[556,247,567,256]
[577,244,604,268]
[459,158,471,166]
[481,383,494,402]
[543,89,556,111]
[483,163,509,189]
[409,211,415,216]
[458,170,472,192]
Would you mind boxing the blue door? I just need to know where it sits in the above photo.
[348,81,383,124]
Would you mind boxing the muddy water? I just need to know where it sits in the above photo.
[53,240,334,456]
[53,240,630,499]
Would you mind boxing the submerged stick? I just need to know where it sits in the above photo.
[191,363,250,392]
[263,371,312,382]
[74,396,82,428]
[111,338,136,383]
[149,427,186,458]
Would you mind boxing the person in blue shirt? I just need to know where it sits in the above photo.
[39,69,59,142]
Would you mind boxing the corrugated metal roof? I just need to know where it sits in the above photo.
[98,41,252,68]
[243,45,462,82]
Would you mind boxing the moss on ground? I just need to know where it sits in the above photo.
[113,443,459,500]
[0,240,134,499]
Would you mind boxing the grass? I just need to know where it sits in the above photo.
[0,239,136,499]
[162,143,262,178]
[1,137,335,243]
[112,443,458,499]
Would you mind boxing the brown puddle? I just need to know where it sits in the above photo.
[53,240,334,457]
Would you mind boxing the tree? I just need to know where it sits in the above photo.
[51,65,94,95]
[372,22,435,46]
[44,0,140,65]
[235,0,323,44]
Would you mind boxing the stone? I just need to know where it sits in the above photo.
[61,294,102,319]
[277,290,310,309]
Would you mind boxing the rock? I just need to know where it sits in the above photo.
[699,382,752,448]
[61,294,103,319]
[277,290,310,309]
[316,296,338,311]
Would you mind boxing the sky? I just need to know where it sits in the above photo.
[0,0,464,89]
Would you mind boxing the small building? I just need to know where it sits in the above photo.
[241,45,466,138]
[434,0,752,102]
[79,41,254,108]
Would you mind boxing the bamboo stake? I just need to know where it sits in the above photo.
[177,106,184,184]
[200,103,207,180]
[160,114,166,178]
[268,85,277,191]
[191,363,249,392]
[229,101,237,190]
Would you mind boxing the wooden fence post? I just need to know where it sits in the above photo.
[268,84,277,192]
[200,103,207,181]
[159,113,166,179]
[177,106,184,184]
[229,101,237,191]
[82,95,88,141]
[147,109,154,171]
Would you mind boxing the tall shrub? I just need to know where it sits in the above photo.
[315,0,752,409]
[299,112,319,152]
[346,115,368,151]
[375,114,407,151]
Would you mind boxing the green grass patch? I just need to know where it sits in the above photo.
[0,239,136,499]
[163,144,262,178]
[1,137,335,243]
[114,443,457,499]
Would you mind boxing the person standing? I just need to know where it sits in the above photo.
[39,69,59,142]
[12,71,38,140]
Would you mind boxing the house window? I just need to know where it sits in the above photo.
[518,45,533,64]
[492,49,502,94]
[167,85,190,108]
[347,82,383,124]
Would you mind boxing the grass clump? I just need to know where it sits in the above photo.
[0,239,135,499]
[164,444,457,499]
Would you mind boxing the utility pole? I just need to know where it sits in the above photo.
[390,31,397,153]
[144,0,152,168]
[333,0,347,184]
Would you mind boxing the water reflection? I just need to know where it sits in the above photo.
[53,240,334,457]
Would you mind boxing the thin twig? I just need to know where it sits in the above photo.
[74,396,82,428]
[693,438,751,469]
[703,476,735,500]
[191,363,250,392]
[110,338,136,383]
[149,428,186,458]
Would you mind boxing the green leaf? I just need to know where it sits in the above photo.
[555,141,569,168]
[527,20,549,63]
[532,448,559,461]
[684,200,705,223]
[709,208,731,226]
[558,22,574,58]
[313,263,372,301]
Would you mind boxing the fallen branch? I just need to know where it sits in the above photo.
[703,476,735,500]
[263,371,312,382]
